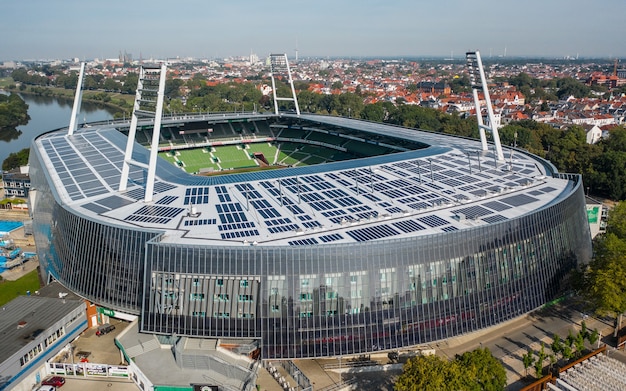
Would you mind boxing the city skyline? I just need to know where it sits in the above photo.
[2,0,626,61]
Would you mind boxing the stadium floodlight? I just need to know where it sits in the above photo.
[118,63,167,202]
[466,51,505,162]
[68,62,86,136]
[269,53,300,115]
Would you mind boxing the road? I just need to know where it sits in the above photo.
[331,299,624,391]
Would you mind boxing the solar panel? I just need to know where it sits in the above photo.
[346,224,400,242]
[81,202,109,214]
[482,201,512,212]
[441,226,458,232]
[319,233,344,243]
[124,187,148,200]
[153,182,176,193]
[288,238,319,246]
[221,229,259,239]
[183,218,217,226]
[452,205,493,219]
[500,194,539,207]
[97,195,135,209]
[539,186,557,193]
[156,196,178,205]
[392,220,426,233]
[483,215,508,224]
[417,215,449,227]
[184,187,210,205]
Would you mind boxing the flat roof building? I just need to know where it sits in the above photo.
[0,282,86,391]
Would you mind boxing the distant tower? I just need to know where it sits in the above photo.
[295,37,299,63]
[466,51,505,161]
[269,53,300,115]
[119,64,167,202]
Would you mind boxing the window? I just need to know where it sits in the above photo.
[214,312,230,318]
[190,293,205,301]
[193,278,200,287]
[300,293,312,301]
[216,279,224,287]
[271,305,280,312]
[240,280,249,287]
[327,292,338,299]
[300,279,309,287]
[238,294,253,302]
[270,287,279,295]
[214,293,229,301]
[192,311,206,316]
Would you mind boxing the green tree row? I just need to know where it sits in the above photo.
[521,321,599,378]
[578,201,626,333]
[395,348,506,391]
[499,121,626,200]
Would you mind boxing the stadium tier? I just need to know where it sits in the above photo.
[30,113,591,359]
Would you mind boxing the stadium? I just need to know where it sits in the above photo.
[29,54,592,362]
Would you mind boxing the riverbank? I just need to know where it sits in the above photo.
[0,80,132,115]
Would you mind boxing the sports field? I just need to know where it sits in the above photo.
[158,138,369,174]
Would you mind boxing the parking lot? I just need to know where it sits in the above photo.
[40,318,137,391]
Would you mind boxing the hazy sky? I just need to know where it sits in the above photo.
[2,0,625,61]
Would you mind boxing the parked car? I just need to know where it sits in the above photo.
[42,375,65,387]
[95,323,115,336]
[35,386,56,391]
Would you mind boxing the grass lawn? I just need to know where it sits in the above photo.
[0,269,40,307]
[0,77,15,88]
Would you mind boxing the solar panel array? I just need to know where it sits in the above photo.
[125,205,186,224]
[37,121,566,245]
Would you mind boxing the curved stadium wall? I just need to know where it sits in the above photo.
[29,115,592,359]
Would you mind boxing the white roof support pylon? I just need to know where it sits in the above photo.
[466,51,505,161]
[269,53,300,115]
[68,62,86,136]
[118,63,167,203]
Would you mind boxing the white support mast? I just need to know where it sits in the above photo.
[68,62,86,136]
[269,53,300,115]
[466,51,505,161]
[118,63,167,203]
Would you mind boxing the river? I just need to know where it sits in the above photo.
[0,92,117,165]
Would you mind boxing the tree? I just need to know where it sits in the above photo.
[2,148,30,171]
[522,349,534,377]
[395,348,506,391]
[587,329,599,347]
[574,331,586,357]
[0,93,30,130]
[395,354,463,391]
[581,203,626,336]
[534,342,547,378]
[550,334,563,359]
[456,347,507,391]
[360,102,386,122]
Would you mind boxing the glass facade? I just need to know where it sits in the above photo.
[30,138,591,358]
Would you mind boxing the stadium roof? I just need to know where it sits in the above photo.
[33,113,572,247]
